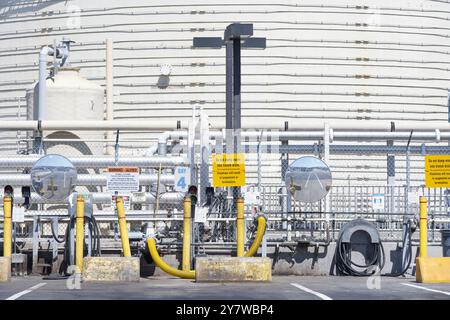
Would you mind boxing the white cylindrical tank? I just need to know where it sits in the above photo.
[26,67,104,156]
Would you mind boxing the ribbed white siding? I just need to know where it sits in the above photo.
[0,0,449,184]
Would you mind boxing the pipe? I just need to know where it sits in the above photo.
[244,216,267,257]
[147,238,195,279]
[0,120,186,131]
[2,196,12,258]
[106,39,114,156]
[182,197,191,271]
[0,191,185,205]
[210,119,450,131]
[116,197,131,257]
[75,196,84,273]
[419,196,428,258]
[0,174,175,186]
[236,197,245,257]
[38,46,55,121]
[0,156,188,168]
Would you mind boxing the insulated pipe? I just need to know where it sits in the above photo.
[236,197,245,257]
[419,196,428,258]
[116,197,131,257]
[244,216,267,257]
[2,196,12,258]
[0,174,175,186]
[0,156,188,168]
[0,120,187,131]
[75,196,84,273]
[147,238,195,279]
[0,191,185,205]
[182,197,191,271]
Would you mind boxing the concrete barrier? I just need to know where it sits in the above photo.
[416,257,450,283]
[195,257,272,282]
[82,257,140,282]
[0,257,11,282]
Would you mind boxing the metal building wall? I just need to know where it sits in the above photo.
[0,0,449,184]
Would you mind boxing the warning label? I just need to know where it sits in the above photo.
[212,153,246,187]
[425,155,450,188]
[106,167,140,192]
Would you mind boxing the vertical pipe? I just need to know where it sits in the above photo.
[419,196,428,258]
[232,38,242,200]
[106,39,114,155]
[116,197,131,257]
[182,197,191,271]
[236,197,245,257]
[75,196,85,272]
[3,196,12,258]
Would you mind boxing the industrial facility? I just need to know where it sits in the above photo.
[0,0,450,301]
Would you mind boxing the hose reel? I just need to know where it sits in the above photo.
[334,219,385,276]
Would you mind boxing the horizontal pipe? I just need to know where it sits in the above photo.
[277,144,450,155]
[0,156,188,168]
[0,120,186,131]
[0,174,174,186]
[0,191,184,205]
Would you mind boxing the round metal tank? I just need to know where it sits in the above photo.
[26,67,104,156]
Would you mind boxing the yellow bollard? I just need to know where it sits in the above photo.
[419,196,428,258]
[236,197,245,257]
[116,196,131,257]
[75,196,85,273]
[182,197,191,271]
[3,196,12,258]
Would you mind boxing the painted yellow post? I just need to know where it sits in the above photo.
[236,197,245,257]
[182,197,191,271]
[3,196,12,258]
[75,196,85,273]
[116,196,131,257]
[419,196,428,258]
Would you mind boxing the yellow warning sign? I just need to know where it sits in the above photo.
[425,155,450,188]
[212,153,246,187]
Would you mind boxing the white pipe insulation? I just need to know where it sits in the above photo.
[0,174,175,186]
[0,156,188,168]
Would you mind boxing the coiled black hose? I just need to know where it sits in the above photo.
[335,234,385,277]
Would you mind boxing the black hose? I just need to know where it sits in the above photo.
[50,219,65,243]
[383,221,413,277]
[335,232,385,277]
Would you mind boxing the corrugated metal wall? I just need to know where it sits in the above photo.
[0,0,449,184]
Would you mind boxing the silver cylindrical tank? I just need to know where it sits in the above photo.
[26,67,104,156]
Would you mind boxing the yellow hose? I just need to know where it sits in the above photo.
[116,196,131,257]
[147,238,195,279]
[75,196,84,273]
[3,196,12,258]
[244,216,267,257]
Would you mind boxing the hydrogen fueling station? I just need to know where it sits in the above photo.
[1,0,450,302]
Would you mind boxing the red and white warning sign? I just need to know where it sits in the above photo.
[111,194,131,211]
